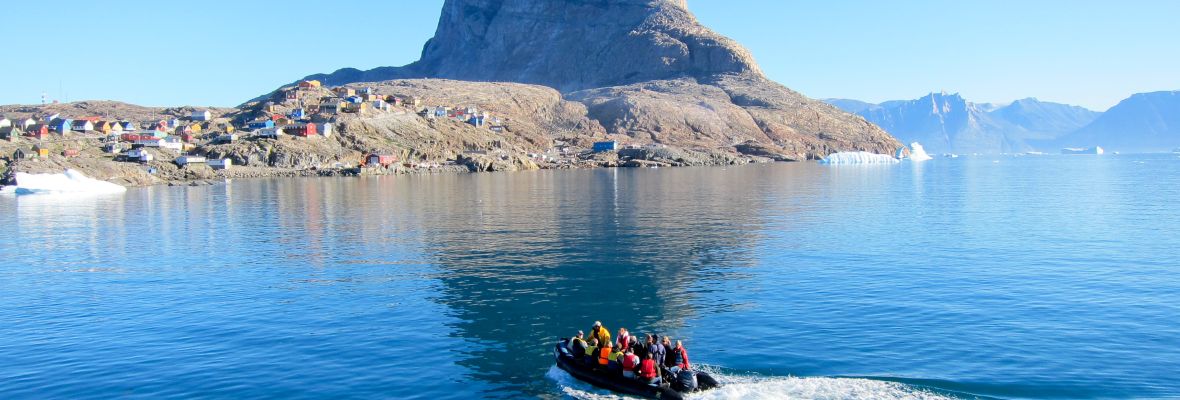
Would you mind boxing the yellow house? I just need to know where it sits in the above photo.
[299,80,322,89]
[33,144,50,158]
[334,87,356,97]
[220,123,236,133]
[189,123,203,134]
[94,121,113,134]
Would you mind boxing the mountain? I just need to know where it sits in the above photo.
[1051,91,1180,152]
[293,0,900,160]
[825,94,1099,154]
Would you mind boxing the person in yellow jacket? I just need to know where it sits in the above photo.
[584,338,599,365]
[589,321,612,349]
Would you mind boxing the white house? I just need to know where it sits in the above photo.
[119,121,137,131]
[72,120,95,132]
[18,117,36,129]
[191,110,212,121]
[126,148,153,163]
[208,158,233,170]
[316,122,333,138]
[256,127,284,139]
[175,155,207,166]
[0,117,10,129]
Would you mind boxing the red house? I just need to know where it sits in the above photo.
[25,124,50,139]
[365,153,396,167]
[286,123,318,137]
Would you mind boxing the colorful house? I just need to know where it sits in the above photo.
[285,91,300,100]
[319,100,345,115]
[298,80,321,89]
[166,118,182,128]
[289,108,306,119]
[49,118,72,133]
[33,144,51,158]
[334,87,355,97]
[94,121,114,134]
[592,141,618,152]
[120,121,137,131]
[0,126,21,141]
[247,120,275,129]
[126,148,153,163]
[316,122,333,138]
[208,158,233,170]
[365,153,396,167]
[285,123,318,137]
[191,110,212,121]
[72,120,95,133]
[24,124,50,139]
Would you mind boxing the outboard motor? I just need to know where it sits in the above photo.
[677,369,698,392]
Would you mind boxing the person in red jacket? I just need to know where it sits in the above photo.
[671,340,690,371]
[639,353,660,385]
[621,347,641,379]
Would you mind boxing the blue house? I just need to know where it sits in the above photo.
[592,141,618,152]
[247,120,275,129]
[289,108,306,119]
[468,116,485,127]
[346,96,364,104]
[49,118,73,133]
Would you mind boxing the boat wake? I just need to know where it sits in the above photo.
[547,365,956,400]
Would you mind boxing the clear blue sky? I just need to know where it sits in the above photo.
[1,1,1177,110]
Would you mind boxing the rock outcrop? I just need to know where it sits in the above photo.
[301,0,900,158]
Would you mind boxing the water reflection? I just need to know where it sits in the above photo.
[405,166,818,394]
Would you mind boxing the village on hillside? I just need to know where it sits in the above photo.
[0,80,643,182]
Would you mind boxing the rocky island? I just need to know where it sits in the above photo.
[1,0,899,187]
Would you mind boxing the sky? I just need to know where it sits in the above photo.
[1,0,1177,111]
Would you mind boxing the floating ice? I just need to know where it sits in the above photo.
[908,142,933,162]
[819,151,900,165]
[6,169,126,195]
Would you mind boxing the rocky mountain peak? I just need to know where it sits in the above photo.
[409,0,760,92]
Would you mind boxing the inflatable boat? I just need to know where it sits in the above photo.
[553,339,720,399]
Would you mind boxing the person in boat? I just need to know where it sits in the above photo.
[639,353,661,385]
[621,347,641,379]
[650,334,667,372]
[661,336,676,369]
[634,334,651,360]
[589,321,612,349]
[596,341,613,368]
[607,345,624,373]
[616,327,631,351]
[569,330,587,355]
[584,338,599,366]
[671,340,690,371]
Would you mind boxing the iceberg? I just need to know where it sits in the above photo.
[908,142,933,162]
[819,151,900,165]
[5,169,127,195]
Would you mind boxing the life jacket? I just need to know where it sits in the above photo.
[617,334,630,351]
[608,350,623,363]
[674,347,688,368]
[585,344,598,358]
[622,354,640,370]
[598,346,612,365]
[640,359,657,379]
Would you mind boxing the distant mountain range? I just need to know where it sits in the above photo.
[825,93,1100,154]
[826,90,1180,154]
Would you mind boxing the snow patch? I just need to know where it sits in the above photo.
[819,152,900,165]
[5,169,126,195]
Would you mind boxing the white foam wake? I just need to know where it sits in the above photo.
[6,169,126,195]
[547,364,954,400]
[819,152,900,165]
[908,142,933,162]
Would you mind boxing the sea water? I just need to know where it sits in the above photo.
[2,154,1178,399]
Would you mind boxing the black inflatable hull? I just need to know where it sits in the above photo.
[553,340,719,399]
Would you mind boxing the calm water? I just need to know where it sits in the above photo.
[2,155,1179,399]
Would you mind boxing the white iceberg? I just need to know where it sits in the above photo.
[819,151,900,165]
[6,169,126,195]
[908,142,933,162]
